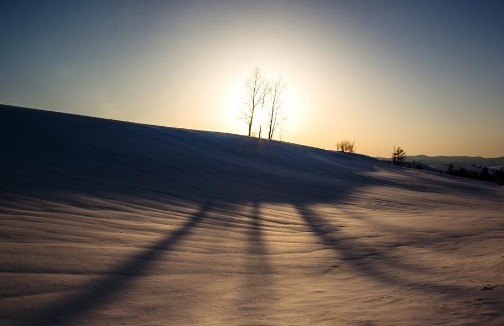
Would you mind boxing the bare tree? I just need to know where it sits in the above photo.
[266,78,286,140]
[242,68,269,137]
[336,140,356,153]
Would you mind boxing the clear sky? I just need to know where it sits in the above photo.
[1,0,503,157]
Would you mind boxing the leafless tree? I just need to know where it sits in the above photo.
[336,140,356,153]
[242,68,269,137]
[266,78,286,140]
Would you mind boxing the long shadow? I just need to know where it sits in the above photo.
[18,200,213,326]
[295,203,480,294]
[239,201,276,319]
[3,105,503,323]
[340,207,498,251]
[294,203,504,318]
[246,201,273,268]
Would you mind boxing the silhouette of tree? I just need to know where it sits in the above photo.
[336,140,356,153]
[242,68,269,137]
[266,78,286,140]
[392,146,406,166]
[241,69,288,139]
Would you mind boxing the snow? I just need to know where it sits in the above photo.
[1,104,503,325]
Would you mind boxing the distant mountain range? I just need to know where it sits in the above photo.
[377,155,504,168]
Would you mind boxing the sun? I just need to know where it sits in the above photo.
[216,70,305,139]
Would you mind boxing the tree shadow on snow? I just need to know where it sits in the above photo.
[2,106,502,323]
[294,203,504,318]
[238,201,276,318]
[16,200,213,326]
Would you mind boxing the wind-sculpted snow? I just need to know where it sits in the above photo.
[1,105,503,325]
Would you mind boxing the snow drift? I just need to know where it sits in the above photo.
[1,104,503,325]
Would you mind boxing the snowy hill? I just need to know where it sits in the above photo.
[1,104,503,325]
[1,105,380,203]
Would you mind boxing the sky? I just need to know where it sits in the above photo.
[1,0,503,157]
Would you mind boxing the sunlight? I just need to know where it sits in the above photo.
[281,83,302,140]
[220,77,247,135]
[255,105,269,136]
[218,72,305,140]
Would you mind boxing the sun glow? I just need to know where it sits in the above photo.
[218,77,247,136]
[219,72,304,140]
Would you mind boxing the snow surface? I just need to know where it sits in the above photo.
[1,104,503,325]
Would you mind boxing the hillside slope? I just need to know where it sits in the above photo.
[1,105,503,325]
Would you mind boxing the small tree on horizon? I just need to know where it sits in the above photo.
[336,140,356,153]
[392,146,407,166]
